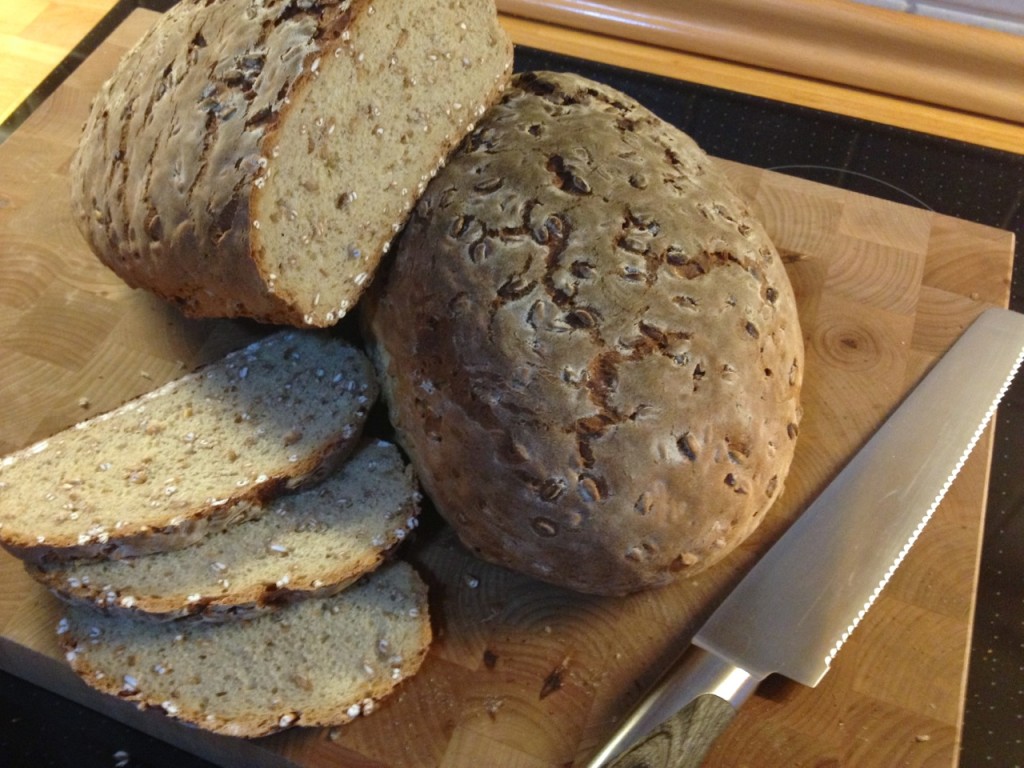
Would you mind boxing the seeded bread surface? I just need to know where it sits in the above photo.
[29,440,420,622]
[0,331,377,563]
[363,71,804,595]
[58,560,431,737]
[69,0,513,327]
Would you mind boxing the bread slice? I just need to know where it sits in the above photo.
[0,331,377,564]
[57,559,431,737]
[69,0,513,328]
[30,440,420,622]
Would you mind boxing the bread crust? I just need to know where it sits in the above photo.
[71,0,343,322]
[364,72,804,595]
[70,0,513,327]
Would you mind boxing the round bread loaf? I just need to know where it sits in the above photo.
[363,71,804,595]
[69,0,512,327]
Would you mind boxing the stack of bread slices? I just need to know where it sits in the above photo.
[0,331,432,737]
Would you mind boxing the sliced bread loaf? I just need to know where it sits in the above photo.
[0,331,377,564]
[30,440,421,622]
[57,559,431,737]
[69,0,513,327]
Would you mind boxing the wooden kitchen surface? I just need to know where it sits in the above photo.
[0,0,118,126]
[0,8,1015,768]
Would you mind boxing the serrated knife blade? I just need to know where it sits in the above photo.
[586,307,1024,768]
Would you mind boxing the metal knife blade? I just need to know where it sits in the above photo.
[585,307,1024,768]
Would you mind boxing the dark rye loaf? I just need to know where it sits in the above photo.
[363,71,804,595]
[70,0,512,327]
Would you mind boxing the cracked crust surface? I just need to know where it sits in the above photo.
[70,0,513,327]
[363,71,804,595]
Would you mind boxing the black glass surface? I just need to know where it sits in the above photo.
[2,4,1022,765]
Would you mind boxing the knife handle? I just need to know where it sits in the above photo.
[606,694,738,768]
[584,646,760,768]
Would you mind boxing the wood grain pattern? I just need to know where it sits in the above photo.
[0,10,1014,768]
[0,0,115,122]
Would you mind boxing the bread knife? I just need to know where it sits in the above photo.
[584,307,1024,768]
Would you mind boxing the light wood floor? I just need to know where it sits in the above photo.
[0,0,115,122]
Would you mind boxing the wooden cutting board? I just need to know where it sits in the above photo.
[0,10,1014,768]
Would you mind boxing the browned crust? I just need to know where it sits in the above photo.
[70,0,361,325]
[364,71,804,595]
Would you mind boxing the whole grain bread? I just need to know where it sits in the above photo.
[0,331,377,564]
[29,440,419,622]
[58,559,431,737]
[363,71,804,595]
[70,0,513,327]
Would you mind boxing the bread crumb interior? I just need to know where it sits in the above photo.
[260,0,509,325]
